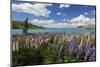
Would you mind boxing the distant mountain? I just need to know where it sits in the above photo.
[77,24,95,29]
[12,21,44,29]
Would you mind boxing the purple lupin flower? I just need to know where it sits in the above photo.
[77,33,87,59]
[69,34,78,55]
[89,46,96,61]
[84,39,94,61]
[77,44,86,59]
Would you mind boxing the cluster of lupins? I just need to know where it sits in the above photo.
[12,32,96,66]
[69,33,96,61]
[12,33,72,51]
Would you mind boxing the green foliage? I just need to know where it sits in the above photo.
[12,47,44,66]
[12,43,86,66]
[12,43,83,66]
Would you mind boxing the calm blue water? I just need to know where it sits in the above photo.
[12,29,95,35]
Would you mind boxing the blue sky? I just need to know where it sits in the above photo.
[12,1,96,28]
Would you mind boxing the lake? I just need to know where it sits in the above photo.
[12,29,95,35]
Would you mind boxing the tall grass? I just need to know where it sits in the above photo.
[12,32,96,66]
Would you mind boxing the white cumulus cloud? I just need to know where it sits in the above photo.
[60,4,71,8]
[31,19,55,25]
[71,15,90,23]
[57,12,61,15]
[64,15,95,25]
[84,12,88,15]
[12,3,53,17]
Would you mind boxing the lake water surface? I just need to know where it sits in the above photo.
[12,29,95,35]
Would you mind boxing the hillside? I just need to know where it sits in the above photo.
[12,21,44,29]
[77,24,95,30]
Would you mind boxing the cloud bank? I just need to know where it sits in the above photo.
[31,15,95,28]
[12,3,52,17]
